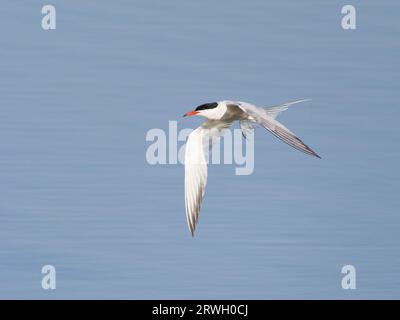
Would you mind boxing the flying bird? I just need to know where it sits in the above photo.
[183,100,320,236]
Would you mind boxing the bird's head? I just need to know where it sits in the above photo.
[183,102,225,120]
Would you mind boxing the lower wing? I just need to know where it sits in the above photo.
[184,123,229,236]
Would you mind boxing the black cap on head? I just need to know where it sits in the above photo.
[195,102,218,111]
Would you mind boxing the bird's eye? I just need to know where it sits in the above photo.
[195,102,218,111]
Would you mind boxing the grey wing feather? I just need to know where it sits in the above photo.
[258,117,321,158]
[236,101,321,158]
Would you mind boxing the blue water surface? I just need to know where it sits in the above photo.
[0,0,399,299]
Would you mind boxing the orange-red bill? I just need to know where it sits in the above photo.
[183,110,199,117]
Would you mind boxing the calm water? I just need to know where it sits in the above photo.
[0,0,399,299]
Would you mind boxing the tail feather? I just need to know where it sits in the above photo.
[263,99,311,119]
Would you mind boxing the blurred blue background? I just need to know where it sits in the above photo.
[0,0,399,299]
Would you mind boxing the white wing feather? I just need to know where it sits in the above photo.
[184,128,208,236]
[263,99,311,119]
[184,124,229,236]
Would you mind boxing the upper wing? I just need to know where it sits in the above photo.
[236,101,321,158]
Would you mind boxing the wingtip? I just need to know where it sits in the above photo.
[188,224,195,237]
[309,150,321,159]
[312,151,322,159]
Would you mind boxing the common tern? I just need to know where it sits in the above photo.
[183,100,320,236]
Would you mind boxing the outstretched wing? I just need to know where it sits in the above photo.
[236,101,321,158]
[184,122,230,236]
[185,127,208,236]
